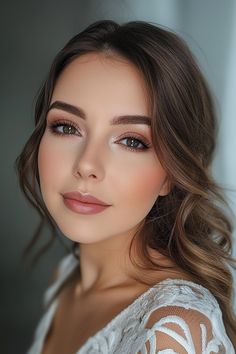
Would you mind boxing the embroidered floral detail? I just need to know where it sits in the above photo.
[26,254,235,354]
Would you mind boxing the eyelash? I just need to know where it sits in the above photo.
[47,119,151,152]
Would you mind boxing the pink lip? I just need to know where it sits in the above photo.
[62,191,109,206]
[62,191,111,215]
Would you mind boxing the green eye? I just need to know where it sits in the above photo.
[49,120,81,136]
[58,125,77,135]
[117,135,151,152]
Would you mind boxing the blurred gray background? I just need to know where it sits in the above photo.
[1,0,236,353]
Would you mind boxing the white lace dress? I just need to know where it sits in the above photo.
[26,252,235,354]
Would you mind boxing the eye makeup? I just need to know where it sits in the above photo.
[47,119,152,153]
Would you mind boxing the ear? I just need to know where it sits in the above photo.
[159,177,171,196]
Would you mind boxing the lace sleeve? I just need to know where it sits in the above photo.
[137,306,230,354]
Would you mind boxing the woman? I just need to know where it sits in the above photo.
[16,20,235,353]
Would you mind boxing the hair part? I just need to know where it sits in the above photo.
[15,19,236,344]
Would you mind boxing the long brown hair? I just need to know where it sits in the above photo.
[15,20,236,343]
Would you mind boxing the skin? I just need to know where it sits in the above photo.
[38,52,172,297]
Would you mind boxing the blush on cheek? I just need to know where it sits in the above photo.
[138,168,167,198]
[37,140,57,187]
[38,146,49,177]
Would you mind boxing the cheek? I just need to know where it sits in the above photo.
[136,169,165,199]
[113,155,166,208]
[37,136,69,194]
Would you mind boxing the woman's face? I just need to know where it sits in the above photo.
[38,52,169,244]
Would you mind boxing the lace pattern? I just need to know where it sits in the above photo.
[26,253,235,354]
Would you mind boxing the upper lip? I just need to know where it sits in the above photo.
[62,191,110,206]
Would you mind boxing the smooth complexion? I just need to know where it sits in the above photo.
[38,52,170,295]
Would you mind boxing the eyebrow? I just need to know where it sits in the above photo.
[47,100,151,126]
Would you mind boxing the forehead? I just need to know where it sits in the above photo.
[51,52,151,116]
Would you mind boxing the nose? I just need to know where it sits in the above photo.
[73,138,105,181]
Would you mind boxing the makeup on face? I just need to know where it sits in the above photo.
[38,52,168,245]
[45,102,153,155]
[62,190,111,215]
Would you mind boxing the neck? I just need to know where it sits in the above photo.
[75,229,138,295]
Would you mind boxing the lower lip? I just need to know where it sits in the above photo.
[63,198,110,215]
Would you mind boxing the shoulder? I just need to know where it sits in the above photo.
[135,279,234,353]
[141,278,220,320]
